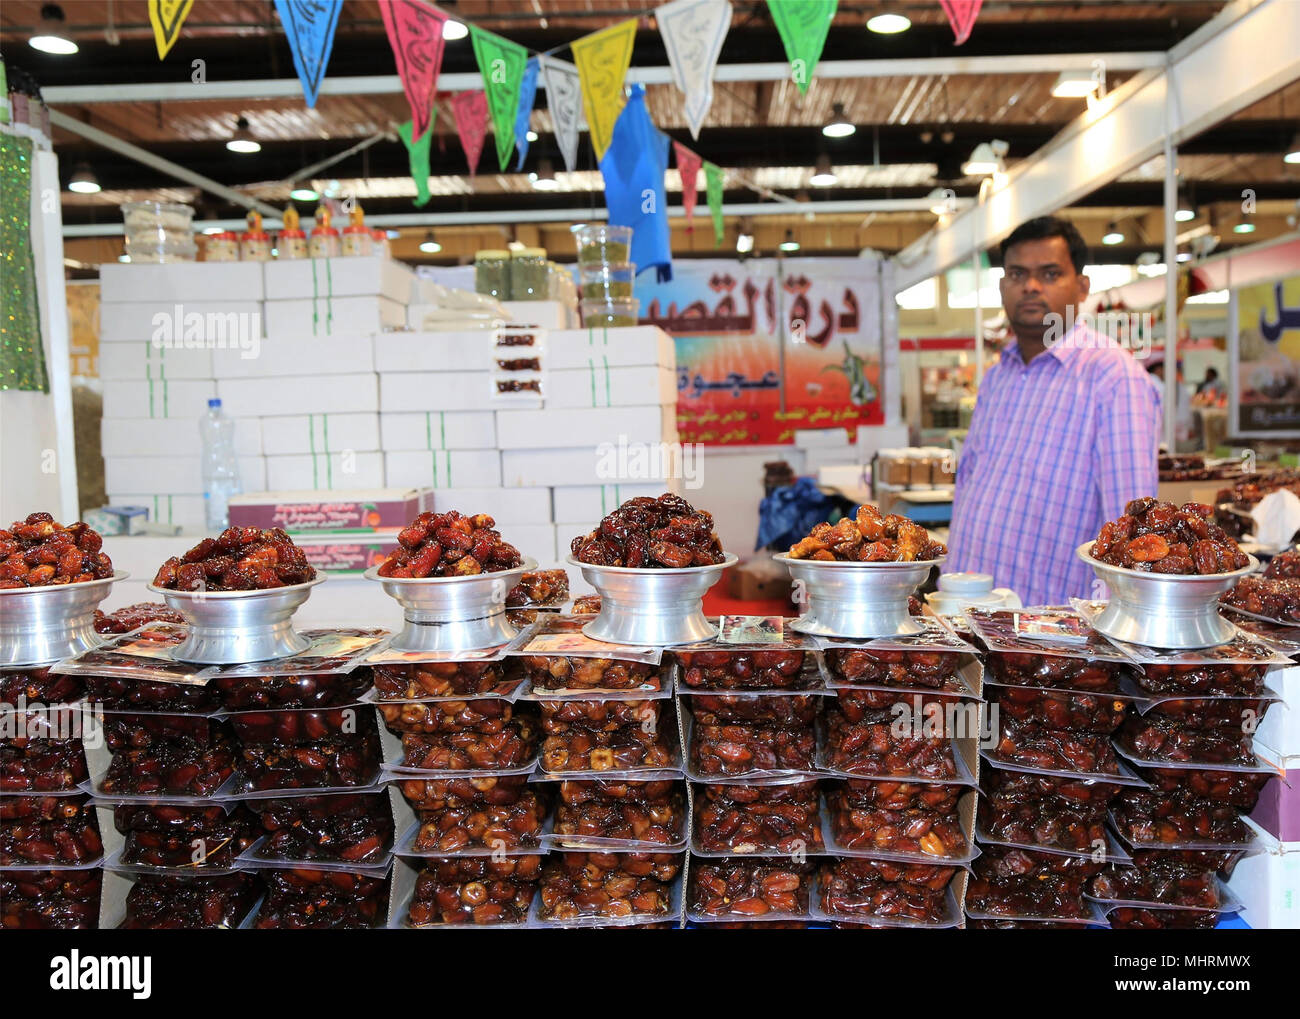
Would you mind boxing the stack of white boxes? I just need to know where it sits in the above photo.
[98,258,679,587]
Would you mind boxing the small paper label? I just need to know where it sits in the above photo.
[718,615,783,644]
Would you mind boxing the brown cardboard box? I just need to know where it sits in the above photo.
[728,559,792,601]
[1157,479,1227,506]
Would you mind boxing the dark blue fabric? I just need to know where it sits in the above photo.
[599,85,672,283]
[756,477,840,551]
[513,57,540,171]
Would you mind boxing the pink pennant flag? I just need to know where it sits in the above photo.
[452,89,489,176]
[378,0,448,142]
[674,141,703,230]
[939,0,982,46]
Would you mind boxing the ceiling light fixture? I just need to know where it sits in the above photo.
[1285,132,1300,165]
[289,186,319,202]
[962,140,1008,176]
[1051,69,1100,99]
[386,229,401,240]
[866,13,911,34]
[1233,220,1257,234]
[1175,188,1196,222]
[810,154,836,187]
[927,188,956,216]
[443,20,468,41]
[779,230,800,253]
[419,231,442,254]
[226,117,261,154]
[67,163,101,194]
[30,4,78,55]
[530,158,559,191]
[1102,221,1124,245]
[822,102,855,139]
[1176,252,1192,262]
[526,130,538,143]
[736,232,754,254]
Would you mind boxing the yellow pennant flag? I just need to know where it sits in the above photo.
[149,0,195,60]
[571,18,638,162]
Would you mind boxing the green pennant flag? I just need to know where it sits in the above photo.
[469,25,529,171]
[397,114,435,208]
[704,161,725,247]
[766,0,837,95]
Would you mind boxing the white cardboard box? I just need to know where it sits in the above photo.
[105,455,266,496]
[502,300,570,329]
[550,483,672,524]
[500,523,557,563]
[495,406,674,450]
[99,340,214,380]
[547,326,675,369]
[105,493,206,527]
[102,417,262,458]
[100,300,263,344]
[258,413,380,456]
[426,486,551,524]
[1226,820,1299,930]
[1258,665,1299,759]
[372,331,500,373]
[100,261,266,303]
[385,450,501,490]
[380,411,495,451]
[102,378,217,419]
[265,452,386,491]
[264,296,405,339]
[545,365,677,408]
[794,427,855,448]
[380,371,495,413]
[263,255,414,304]
[218,373,378,417]
[501,447,680,488]
[212,332,375,378]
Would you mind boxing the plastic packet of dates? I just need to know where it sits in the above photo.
[964,896,1111,927]
[965,607,1130,661]
[0,665,86,705]
[103,869,265,930]
[0,799,104,871]
[1107,807,1258,853]
[813,617,977,655]
[510,615,664,665]
[529,849,686,928]
[808,869,965,929]
[685,856,817,922]
[362,623,537,668]
[1112,726,1283,773]
[377,718,542,780]
[206,628,388,678]
[48,623,214,686]
[1125,687,1280,727]
[820,794,979,866]
[675,686,831,728]
[1222,612,1300,657]
[78,716,243,805]
[976,748,1147,787]
[817,654,982,702]
[536,708,683,781]
[973,817,1132,866]
[236,836,394,875]
[672,625,822,655]
[223,701,373,747]
[1085,872,1243,913]
[517,669,677,702]
[234,787,398,869]
[691,776,825,858]
[1103,903,1225,929]
[387,855,542,929]
[683,710,818,783]
[546,782,690,853]
[814,709,979,786]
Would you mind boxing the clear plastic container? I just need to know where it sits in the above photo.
[579,262,636,301]
[510,247,549,300]
[574,224,632,267]
[475,249,510,299]
[876,448,911,487]
[580,298,639,328]
[907,448,934,490]
[122,201,196,263]
[928,447,955,486]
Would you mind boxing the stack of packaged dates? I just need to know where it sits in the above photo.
[374,635,548,928]
[674,629,824,928]
[1,662,102,929]
[963,608,1140,929]
[520,615,685,928]
[1089,631,1287,929]
[813,621,982,928]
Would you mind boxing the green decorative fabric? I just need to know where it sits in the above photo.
[0,133,48,392]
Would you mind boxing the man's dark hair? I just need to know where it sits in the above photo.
[999,216,1088,274]
[1205,367,1219,380]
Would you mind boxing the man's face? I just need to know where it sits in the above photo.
[999,236,1090,337]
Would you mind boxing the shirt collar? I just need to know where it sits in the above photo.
[1003,320,1092,367]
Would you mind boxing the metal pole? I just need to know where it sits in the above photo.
[1162,68,1179,453]
[49,110,279,217]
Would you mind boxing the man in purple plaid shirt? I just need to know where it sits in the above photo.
[947,217,1161,605]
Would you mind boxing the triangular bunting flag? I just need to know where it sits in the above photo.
[657,0,732,140]
[379,0,448,142]
[673,141,702,230]
[704,161,725,247]
[397,116,435,207]
[469,26,529,172]
[514,58,540,171]
[148,0,194,61]
[452,90,489,176]
[765,0,836,95]
[274,0,343,108]
[571,18,638,162]
[939,0,983,45]
[539,55,583,173]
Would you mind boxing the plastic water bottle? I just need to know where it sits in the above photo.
[200,398,242,529]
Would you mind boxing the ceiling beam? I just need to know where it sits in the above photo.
[892,0,1300,290]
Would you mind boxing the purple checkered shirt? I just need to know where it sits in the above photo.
[947,325,1162,605]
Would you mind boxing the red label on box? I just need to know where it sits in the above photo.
[300,541,398,574]
[229,497,421,533]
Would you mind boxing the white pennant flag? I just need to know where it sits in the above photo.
[657,0,732,140]
[539,54,584,173]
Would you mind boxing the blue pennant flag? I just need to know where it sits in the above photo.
[275,0,342,107]
[599,85,673,283]
[514,57,540,171]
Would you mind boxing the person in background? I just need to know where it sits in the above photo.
[947,216,1162,605]
[1195,366,1226,402]
[1148,359,1200,450]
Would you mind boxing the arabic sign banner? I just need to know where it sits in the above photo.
[635,257,885,445]
[1231,274,1300,436]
